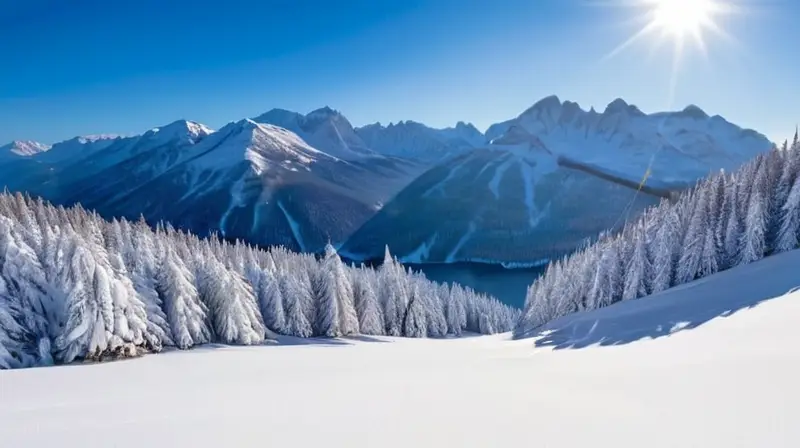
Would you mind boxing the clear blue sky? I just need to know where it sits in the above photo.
[1,0,797,144]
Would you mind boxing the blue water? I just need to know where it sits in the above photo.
[408,262,544,309]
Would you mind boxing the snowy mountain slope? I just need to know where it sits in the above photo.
[341,144,661,264]
[3,252,799,447]
[486,96,772,186]
[80,119,422,252]
[356,120,485,161]
[530,246,800,349]
[35,134,121,164]
[0,134,123,192]
[0,140,51,158]
[342,96,772,264]
[1,97,773,264]
[253,107,376,160]
[31,120,214,201]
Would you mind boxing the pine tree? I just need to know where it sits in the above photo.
[721,177,742,269]
[257,268,287,335]
[622,223,651,301]
[651,203,681,293]
[0,293,40,369]
[379,246,405,336]
[402,281,427,338]
[676,182,709,284]
[280,270,313,338]
[156,247,212,349]
[322,244,359,336]
[776,176,800,253]
[197,257,266,345]
[352,267,383,335]
[739,160,769,264]
[0,216,54,360]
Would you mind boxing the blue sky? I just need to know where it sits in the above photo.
[1,0,797,144]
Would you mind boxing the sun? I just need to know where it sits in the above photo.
[602,0,741,106]
[650,0,718,38]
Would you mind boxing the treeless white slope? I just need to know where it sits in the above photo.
[3,253,800,447]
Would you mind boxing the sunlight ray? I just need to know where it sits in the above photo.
[603,21,659,61]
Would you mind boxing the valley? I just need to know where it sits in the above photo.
[0,96,774,270]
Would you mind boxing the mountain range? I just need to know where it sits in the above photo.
[0,96,773,264]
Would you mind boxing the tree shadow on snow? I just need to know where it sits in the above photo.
[268,335,391,346]
[526,251,800,350]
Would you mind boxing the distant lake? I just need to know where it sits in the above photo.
[408,262,544,309]
[346,258,544,309]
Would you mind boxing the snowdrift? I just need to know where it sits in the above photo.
[2,250,800,447]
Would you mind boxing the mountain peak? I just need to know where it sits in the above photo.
[307,106,340,119]
[529,95,562,112]
[605,98,629,113]
[603,98,645,117]
[146,119,213,144]
[1,140,51,157]
[679,104,709,120]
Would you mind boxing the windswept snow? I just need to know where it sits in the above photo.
[2,250,800,447]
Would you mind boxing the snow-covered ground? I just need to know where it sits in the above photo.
[3,251,800,447]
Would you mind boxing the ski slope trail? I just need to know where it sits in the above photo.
[3,253,800,447]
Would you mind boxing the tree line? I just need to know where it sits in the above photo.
[515,132,800,338]
[0,193,518,369]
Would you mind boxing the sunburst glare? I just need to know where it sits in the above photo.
[603,0,742,106]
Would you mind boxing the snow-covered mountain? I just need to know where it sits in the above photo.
[0,96,774,263]
[486,95,770,187]
[1,117,422,253]
[0,140,51,159]
[355,120,485,161]
[253,107,377,160]
[341,96,773,264]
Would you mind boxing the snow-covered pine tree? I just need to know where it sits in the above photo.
[676,181,710,284]
[650,201,680,293]
[52,243,110,363]
[414,274,447,338]
[196,256,266,345]
[322,244,359,336]
[0,291,40,369]
[698,179,724,277]
[402,280,427,338]
[156,246,212,349]
[256,267,287,335]
[622,222,651,301]
[379,246,403,336]
[351,266,384,335]
[739,156,770,264]
[0,215,60,366]
[279,269,313,338]
[125,224,173,349]
[775,175,800,253]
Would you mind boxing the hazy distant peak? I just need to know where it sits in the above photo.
[0,140,51,157]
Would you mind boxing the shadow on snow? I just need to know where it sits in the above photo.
[521,250,800,350]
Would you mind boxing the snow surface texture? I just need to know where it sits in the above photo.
[2,250,800,447]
